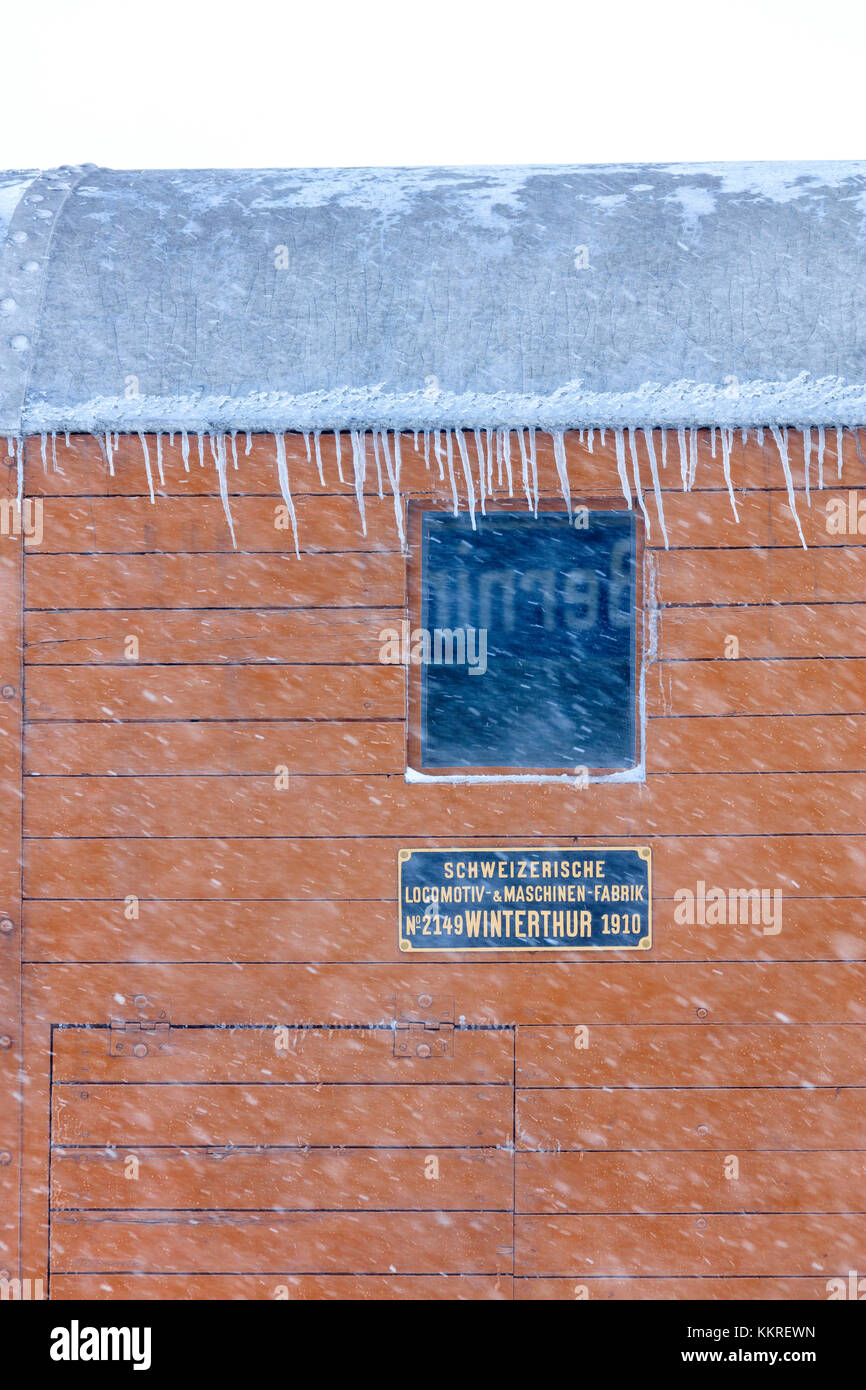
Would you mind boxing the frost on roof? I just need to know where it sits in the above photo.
[3,161,866,436]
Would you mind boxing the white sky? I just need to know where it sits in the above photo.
[3,0,865,169]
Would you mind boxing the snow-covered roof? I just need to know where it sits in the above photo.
[3,161,866,440]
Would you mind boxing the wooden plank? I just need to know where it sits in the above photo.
[649,715,866,773]
[25,552,404,610]
[651,659,866,717]
[516,1151,866,1214]
[50,1209,513,1274]
[25,720,404,776]
[23,833,866,901]
[50,1272,511,1299]
[21,960,866,1028]
[52,1147,513,1212]
[21,895,866,965]
[516,1277,849,1300]
[516,1024,866,1087]
[52,1024,513,1084]
[51,1082,512,1147]
[25,609,401,666]
[517,1086,866,1151]
[0,457,22,1285]
[25,665,404,721]
[26,428,866,499]
[659,605,866,660]
[515,1213,866,1277]
[657,547,866,605]
[23,771,866,838]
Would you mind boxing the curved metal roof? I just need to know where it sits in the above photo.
[3,161,866,437]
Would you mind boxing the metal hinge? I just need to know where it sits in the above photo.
[393,993,455,1057]
[109,994,171,1056]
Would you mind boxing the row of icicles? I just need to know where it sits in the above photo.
[8,422,864,552]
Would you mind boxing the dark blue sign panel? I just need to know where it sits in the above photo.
[419,510,637,770]
[398,846,651,952]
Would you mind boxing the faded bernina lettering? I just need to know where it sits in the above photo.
[398,846,651,952]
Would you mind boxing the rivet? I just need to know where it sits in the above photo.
[0,1036,12,1049]
[0,1152,9,1166]
[133,1043,148,1058]
[0,918,14,933]
[1,687,15,700]
[416,1043,431,1058]
[418,993,432,1009]
[697,1124,709,1136]
[696,1007,708,1019]
[133,994,148,1009]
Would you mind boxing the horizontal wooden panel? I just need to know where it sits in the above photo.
[516,1213,865,1277]
[23,960,866,1028]
[28,489,866,554]
[518,1086,866,1150]
[25,609,402,667]
[26,666,404,721]
[22,896,866,965]
[33,495,397,555]
[657,548,866,605]
[24,834,866,901]
[660,605,866,660]
[515,1276,842,1299]
[51,1082,511,1148]
[649,715,866,773]
[517,1025,866,1087]
[25,428,866,500]
[25,552,404,610]
[49,1272,511,1299]
[49,1209,512,1274]
[52,1147,513,1212]
[651,659,866,717]
[25,721,403,776]
[516,1151,866,1214]
[24,771,866,837]
[52,1025,512,1084]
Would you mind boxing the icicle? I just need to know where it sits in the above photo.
[214,432,237,549]
[433,431,447,491]
[349,429,367,535]
[676,427,688,489]
[230,431,239,470]
[495,430,503,487]
[502,429,513,496]
[274,433,300,556]
[155,433,165,486]
[600,428,606,446]
[371,431,384,498]
[741,428,748,445]
[313,431,325,486]
[40,433,48,472]
[333,431,344,483]
[660,430,667,471]
[710,426,717,458]
[454,430,477,529]
[528,428,539,516]
[614,429,633,507]
[802,427,811,504]
[769,425,806,548]
[836,425,845,479]
[196,432,205,467]
[103,431,115,477]
[64,430,70,447]
[444,431,459,516]
[517,430,532,512]
[587,428,594,453]
[854,428,866,467]
[379,431,406,550]
[719,426,739,521]
[413,430,419,451]
[817,426,825,488]
[688,428,698,490]
[302,432,312,464]
[14,437,23,507]
[551,431,572,514]
[579,429,585,445]
[181,430,190,471]
[137,432,155,503]
[473,429,488,515]
[641,428,668,546]
[423,430,431,471]
[485,428,493,492]
[627,428,651,534]
[757,427,765,447]
[51,432,58,471]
